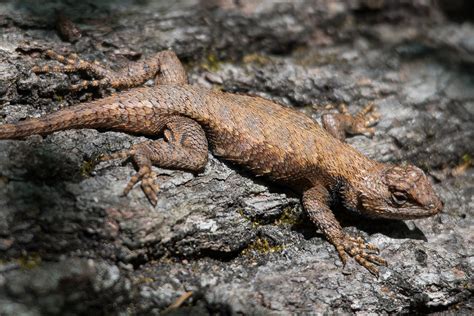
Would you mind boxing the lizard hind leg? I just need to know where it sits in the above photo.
[321,103,380,141]
[31,49,187,91]
[100,116,208,205]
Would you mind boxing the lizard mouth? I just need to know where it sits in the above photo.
[387,199,443,220]
[429,198,444,215]
[362,197,444,220]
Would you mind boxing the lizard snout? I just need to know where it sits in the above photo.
[426,197,443,216]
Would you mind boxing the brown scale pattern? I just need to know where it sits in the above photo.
[0,50,444,276]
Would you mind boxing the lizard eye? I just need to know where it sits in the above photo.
[391,192,407,205]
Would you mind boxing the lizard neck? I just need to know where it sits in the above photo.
[335,145,386,214]
[322,141,381,182]
[315,141,384,208]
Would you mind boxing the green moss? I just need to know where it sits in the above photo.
[53,94,64,102]
[242,237,285,256]
[461,154,472,163]
[275,206,303,226]
[201,53,222,72]
[80,161,94,177]
[451,153,472,176]
[237,205,304,228]
[236,209,263,228]
[17,253,42,270]
[79,159,97,177]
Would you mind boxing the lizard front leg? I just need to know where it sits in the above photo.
[32,49,187,91]
[100,116,208,205]
[321,103,380,141]
[303,185,387,276]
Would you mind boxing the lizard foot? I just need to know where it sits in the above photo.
[99,148,160,206]
[333,234,387,276]
[321,103,380,141]
[123,165,159,206]
[348,103,380,137]
[32,49,113,91]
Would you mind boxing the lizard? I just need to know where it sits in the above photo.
[0,49,443,276]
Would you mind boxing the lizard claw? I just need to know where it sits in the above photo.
[352,103,380,137]
[123,165,159,206]
[334,234,387,276]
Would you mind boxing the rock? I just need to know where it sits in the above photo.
[0,0,472,314]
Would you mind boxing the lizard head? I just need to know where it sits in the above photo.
[352,164,443,219]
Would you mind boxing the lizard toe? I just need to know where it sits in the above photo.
[335,234,387,276]
[122,166,160,205]
[347,236,380,254]
[353,254,380,277]
[364,112,380,126]
[123,165,151,195]
[355,103,380,127]
[141,171,159,206]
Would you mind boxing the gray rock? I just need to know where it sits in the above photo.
[0,0,472,315]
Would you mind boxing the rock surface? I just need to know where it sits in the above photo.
[0,0,472,314]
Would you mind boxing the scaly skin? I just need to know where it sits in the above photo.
[0,50,443,275]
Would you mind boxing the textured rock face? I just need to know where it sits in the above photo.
[0,0,472,314]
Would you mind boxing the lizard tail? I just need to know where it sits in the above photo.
[0,102,124,140]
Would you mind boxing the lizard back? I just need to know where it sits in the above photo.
[146,84,366,184]
[0,83,368,185]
